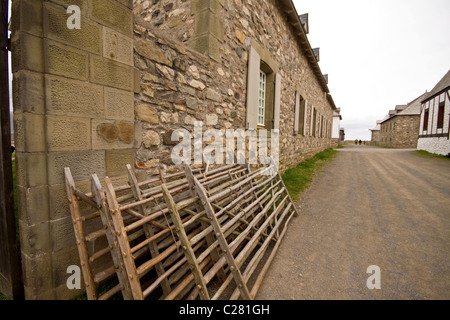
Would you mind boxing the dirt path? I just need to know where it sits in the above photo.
[256,145,450,300]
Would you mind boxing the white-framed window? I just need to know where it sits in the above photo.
[258,70,266,126]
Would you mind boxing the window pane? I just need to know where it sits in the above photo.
[437,103,445,129]
[258,71,266,126]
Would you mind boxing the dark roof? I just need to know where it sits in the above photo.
[422,69,450,102]
[278,0,330,94]
[399,92,428,116]
[380,92,428,124]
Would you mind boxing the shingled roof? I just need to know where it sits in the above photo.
[399,92,429,116]
[380,92,428,123]
[422,69,450,102]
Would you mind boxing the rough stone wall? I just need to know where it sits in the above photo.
[11,0,137,299]
[133,0,335,174]
[379,115,420,148]
[417,137,450,156]
[370,130,380,145]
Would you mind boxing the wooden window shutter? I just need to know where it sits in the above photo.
[303,100,308,136]
[273,73,281,130]
[294,91,300,135]
[246,46,261,130]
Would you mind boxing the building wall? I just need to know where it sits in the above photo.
[379,115,420,148]
[370,130,380,144]
[418,90,450,155]
[11,0,136,299]
[133,0,335,174]
[417,137,450,156]
[332,115,340,139]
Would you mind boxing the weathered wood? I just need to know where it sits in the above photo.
[185,165,227,282]
[90,174,134,300]
[127,164,171,296]
[250,209,296,297]
[103,176,144,300]
[193,176,252,300]
[64,168,97,300]
[161,184,210,300]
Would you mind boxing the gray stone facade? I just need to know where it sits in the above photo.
[379,115,420,148]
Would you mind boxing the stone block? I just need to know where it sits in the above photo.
[12,71,45,114]
[106,149,135,176]
[104,87,134,121]
[194,11,224,42]
[44,40,89,81]
[49,217,75,253]
[117,120,135,144]
[190,34,221,62]
[17,185,50,225]
[49,0,88,15]
[134,39,173,67]
[43,2,102,54]
[19,220,51,257]
[191,0,221,14]
[48,180,90,221]
[11,32,44,73]
[90,55,134,91]
[15,153,48,188]
[90,0,133,36]
[135,104,159,124]
[47,151,106,185]
[46,115,91,152]
[103,27,134,66]
[10,0,43,37]
[92,119,136,150]
[143,130,161,148]
[45,75,105,118]
[21,252,54,299]
[13,113,46,153]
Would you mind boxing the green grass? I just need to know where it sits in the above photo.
[282,148,338,202]
[415,150,450,160]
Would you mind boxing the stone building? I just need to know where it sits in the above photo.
[369,123,380,145]
[378,92,428,148]
[417,69,450,156]
[7,0,340,299]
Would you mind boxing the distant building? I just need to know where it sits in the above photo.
[417,70,450,156]
[369,123,381,145]
[339,128,345,143]
[332,108,342,144]
[379,92,428,148]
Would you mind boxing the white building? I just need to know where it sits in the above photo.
[417,69,450,156]
[332,108,342,140]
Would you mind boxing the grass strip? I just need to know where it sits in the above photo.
[282,148,338,202]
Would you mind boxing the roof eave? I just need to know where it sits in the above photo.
[279,0,330,94]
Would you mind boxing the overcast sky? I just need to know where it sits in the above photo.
[292,0,450,140]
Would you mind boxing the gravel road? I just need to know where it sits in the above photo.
[256,145,450,300]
